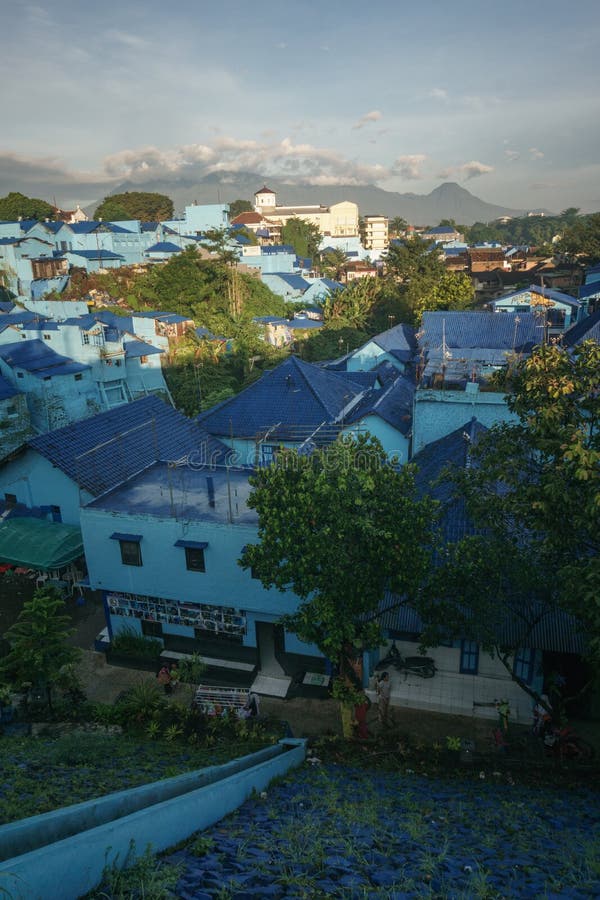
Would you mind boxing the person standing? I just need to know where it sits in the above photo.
[376,671,391,727]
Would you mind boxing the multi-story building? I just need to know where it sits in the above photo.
[253,187,359,238]
[360,215,389,252]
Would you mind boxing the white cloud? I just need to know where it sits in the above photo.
[353,110,383,130]
[391,154,427,180]
[438,160,494,180]
[429,88,448,101]
[529,147,545,160]
[504,149,520,161]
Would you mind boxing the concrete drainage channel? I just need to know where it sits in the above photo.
[0,737,306,900]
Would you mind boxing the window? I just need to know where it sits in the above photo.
[43,333,51,341]
[459,640,479,675]
[142,620,163,638]
[82,333,90,345]
[74,373,83,381]
[513,647,535,685]
[4,493,17,508]
[175,539,208,572]
[111,532,143,566]
[139,355,148,364]
[17,372,24,378]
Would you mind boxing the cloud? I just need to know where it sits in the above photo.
[391,154,427,180]
[438,160,494,180]
[428,88,448,101]
[353,110,383,130]
[103,137,391,187]
[504,149,520,161]
[529,147,545,160]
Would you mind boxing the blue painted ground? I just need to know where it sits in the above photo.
[164,763,600,898]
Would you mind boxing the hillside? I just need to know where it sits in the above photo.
[99,174,541,226]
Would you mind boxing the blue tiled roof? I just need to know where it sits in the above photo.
[67,222,103,234]
[93,310,133,333]
[145,242,182,253]
[345,374,415,435]
[0,311,44,331]
[141,222,159,232]
[420,311,540,353]
[0,375,19,401]
[413,418,488,507]
[123,340,164,358]
[198,356,366,442]
[261,245,295,255]
[0,237,20,245]
[319,278,343,291]
[0,340,89,378]
[373,322,418,354]
[562,310,600,347]
[0,301,15,312]
[578,282,600,300]
[68,249,124,260]
[424,226,457,235]
[29,395,230,496]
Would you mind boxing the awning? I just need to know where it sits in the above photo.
[174,539,208,549]
[0,518,83,570]
[110,532,142,542]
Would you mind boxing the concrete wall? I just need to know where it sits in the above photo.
[0,448,90,524]
[0,738,306,900]
[412,387,517,454]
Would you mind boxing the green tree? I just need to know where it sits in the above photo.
[557,213,600,264]
[281,217,321,259]
[389,217,408,238]
[0,587,81,710]
[229,199,253,219]
[384,235,444,282]
[415,341,600,710]
[405,270,475,323]
[319,247,348,281]
[0,191,55,221]
[93,191,174,221]
[322,278,381,329]
[240,435,438,689]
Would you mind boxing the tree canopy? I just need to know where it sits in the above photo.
[0,191,55,221]
[557,213,600,264]
[229,199,253,219]
[280,217,321,260]
[240,436,438,672]
[93,191,174,221]
[412,341,600,706]
[0,587,81,709]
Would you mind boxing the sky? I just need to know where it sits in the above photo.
[1,0,599,214]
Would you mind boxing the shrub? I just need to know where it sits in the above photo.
[111,625,163,660]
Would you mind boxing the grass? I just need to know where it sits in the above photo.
[0,731,276,825]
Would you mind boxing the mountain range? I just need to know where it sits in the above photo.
[101,173,551,226]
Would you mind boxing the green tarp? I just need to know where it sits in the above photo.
[0,518,83,570]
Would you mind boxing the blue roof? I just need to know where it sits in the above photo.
[373,322,418,354]
[0,374,20,401]
[261,245,295,255]
[29,395,230,496]
[562,310,600,347]
[424,226,457,235]
[0,310,44,331]
[420,311,540,353]
[67,249,124,260]
[578,281,600,300]
[267,273,310,291]
[0,340,89,378]
[345,374,415,435]
[123,340,164,358]
[0,237,20,245]
[145,242,182,253]
[141,222,159,232]
[67,222,104,234]
[198,356,366,442]
[585,263,600,276]
[0,301,15,312]
[135,311,191,324]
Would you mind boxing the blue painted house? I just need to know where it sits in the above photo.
[198,356,368,465]
[341,373,415,464]
[490,285,582,331]
[0,395,228,527]
[80,462,320,685]
[0,374,32,461]
[343,322,418,375]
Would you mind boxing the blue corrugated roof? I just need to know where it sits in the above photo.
[123,340,164,358]
[261,245,295,255]
[141,222,159,232]
[0,237,20,245]
[145,242,182,253]
[0,301,15,312]
[67,222,103,234]
[29,395,230,496]
[493,285,580,308]
[68,249,124,260]
[0,311,44,330]
[0,340,89,378]
[424,226,457,235]
[420,311,540,353]
[198,356,366,442]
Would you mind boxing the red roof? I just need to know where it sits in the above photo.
[255,185,275,195]
[231,212,264,225]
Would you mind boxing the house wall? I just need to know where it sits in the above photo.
[369,639,543,722]
[0,394,32,461]
[0,448,91,524]
[80,507,311,654]
[412,387,518,454]
[0,361,101,431]
[341,417,410,464]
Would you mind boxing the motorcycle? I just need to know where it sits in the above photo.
[375,641,436,679]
